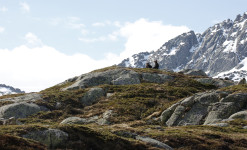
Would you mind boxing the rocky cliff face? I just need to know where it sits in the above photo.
[0,84,25,96]
[119,12,247,80]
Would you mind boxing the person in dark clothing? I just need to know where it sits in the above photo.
[153,60,159,69]
[145,62,152,68]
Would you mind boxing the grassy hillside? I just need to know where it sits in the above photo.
[0,67,247,150]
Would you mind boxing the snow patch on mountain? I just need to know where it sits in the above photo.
[0,84,25,96]
[119,12,247,81]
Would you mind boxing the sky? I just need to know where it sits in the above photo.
[0,0,247,92]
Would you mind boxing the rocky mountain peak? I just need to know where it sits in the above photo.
[118,11,247,81]
[0,84,25,96]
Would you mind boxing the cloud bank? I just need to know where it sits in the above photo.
[0,19,189,92]
[119,18,190,58]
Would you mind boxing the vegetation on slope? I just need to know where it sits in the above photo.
[1,66,247,149]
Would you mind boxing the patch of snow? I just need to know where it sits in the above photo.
[223,39,238,53]
[124,60,131,67]
[240,39,246,45]
[180,42,185,45]
[214,57,247,81]
[189,45,197,53]
[169,47,178,55]
[230,32,237,37]
[173,65,183,72]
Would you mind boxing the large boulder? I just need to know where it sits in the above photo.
[229,111,247,120]
[63,68,140,90]
[161,90,247,126]
[163,91,221,126]
[141,73,174,84]
[80,88,106,106]
[22,128,68,149]
[195,78,235,88]
[0,102,47,119]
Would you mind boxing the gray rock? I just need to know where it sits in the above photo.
[22,128,68,149]
[161,103,180,125]
[243,126,247,129]
[180,69,207,76]
[135,135,173,150]
[160,90,247,126]
[204,102,242,125]
[142,73,174,84]
[111,74,140,85]
[195,78,235,88]
[0,93,42,103]
[80,88,105,106]
[180,96,195,107]
[164,91,221,126]
[229,111,247,120]
[60,116,98,125]
[0,102,46,119]
[63,68,140,90]
[166,105,186,126]
[208,123,229,127]
[97,110,115,125]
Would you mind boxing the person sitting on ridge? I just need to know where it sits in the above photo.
[145,62,152,68]
[153,60,159,69]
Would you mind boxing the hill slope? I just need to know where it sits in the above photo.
[0,66,247,149]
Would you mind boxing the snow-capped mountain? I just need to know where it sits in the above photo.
[119,12,247,81]
[0,84,25,96]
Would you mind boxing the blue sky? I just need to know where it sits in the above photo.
[0,0,247,92]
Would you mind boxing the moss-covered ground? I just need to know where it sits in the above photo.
[0,67,247,149]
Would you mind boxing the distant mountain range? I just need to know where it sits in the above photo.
[119,12,247,81]
[0,84,25,96]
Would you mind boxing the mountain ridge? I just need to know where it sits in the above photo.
[119,12,247,81]
[0,84,25,96]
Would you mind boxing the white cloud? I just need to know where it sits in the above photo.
[79,31,119,43]
[0,37,118,92]
[118,18,190,58]
[20,2,30,13]
[24,32,43,47]
[0,26,5,33]
[0,6,8,12]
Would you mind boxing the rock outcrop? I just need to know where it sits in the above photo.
[161,91,247,126]
[0,102,47,119]
[179,69,207,76]
[62,68,174,91]
[80,88,106,106]
[63,68,141,90]
[195,78,235,88]
[22,129,68,149]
